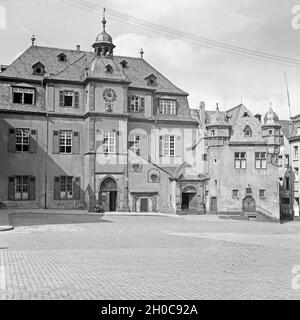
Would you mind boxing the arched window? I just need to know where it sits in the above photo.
[105,64,113,73]
[244,126,252,137]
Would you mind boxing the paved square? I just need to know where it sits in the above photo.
[1,213,300,299]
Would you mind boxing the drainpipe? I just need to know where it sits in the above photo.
[44,112,49,209]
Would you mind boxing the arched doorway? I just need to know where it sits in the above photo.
[243,196,255,212]
[99,177,118,212]
[181,186,197,211]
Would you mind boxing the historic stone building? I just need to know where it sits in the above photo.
[0,16,297,221]
[0,17,206,213]
[200,103,285,221]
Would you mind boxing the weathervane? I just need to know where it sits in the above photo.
[31,34,36,46]
[102,7,106,31]
[140,48,144,59]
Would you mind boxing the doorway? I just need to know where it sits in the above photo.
[210,197,217,214]
[181,186,197,211]
[99,177,118,212]
[243,196,255,212]
[140,198,149,212]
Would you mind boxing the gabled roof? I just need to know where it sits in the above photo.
[279,120,291,138]
[0,45,188,95]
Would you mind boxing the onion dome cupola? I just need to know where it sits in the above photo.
[262,105,281,154]
[92,9,115,57]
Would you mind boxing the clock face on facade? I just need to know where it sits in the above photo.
[103,88,117,103]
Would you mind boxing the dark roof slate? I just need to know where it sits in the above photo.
[0,45,187,95]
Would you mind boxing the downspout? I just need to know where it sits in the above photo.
[44,111,49,209]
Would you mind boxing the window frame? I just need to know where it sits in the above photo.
[255,152,267,169]
[234,152,246,169]
[164,135,175,156]
[259,189,266,199]
[103,130,116,154]
[59,130,72,154]
[294,146,299,160]
[232,189,239,198]
[60,176,73,200]
[15,128,30,152]
[129,134,140,156]
[12,87,35,105]
[15,175,29,200]
[159,99,177,115]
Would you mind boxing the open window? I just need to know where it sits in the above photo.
[12,86,35,105]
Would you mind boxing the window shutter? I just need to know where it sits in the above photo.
[29,176,36,200]
[73,177,80,200]
[176,136,182,157]
[29,130,38,153]
[53,131,59,154]
[140,97,145,113]
[115,130,120,154]
[159,136,163,157]
[8,128,16,153]
[74,92,79,108]
[175,101,178,115]
[8,176,15,200]
[73,131,80,154]
[89,85,95,111]
[54,177,60,200]
[59,90,64,107]
[127,96,131,112]
[140,134,148,159]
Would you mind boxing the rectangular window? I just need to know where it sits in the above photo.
[12,87,35,105]
[164,135,175,156]
[295,167,299,176]
[280,136,284,145]
[60,176,73,199]
[15,128,30,152]
[232,189,238,198]
[297,128,300,135]
[255,152,267,169]
[259,189,266,199]
[63,91,73,107]
[129,134,140,156]
[234,152,246,169]
[59,130,72,154]
[159,99,176,115]
[286,177,290,190]
[103,130,116,154]
[294,146,299,160]
[246,187,252,195]
[130,97,140,112]
[15,176,29,200]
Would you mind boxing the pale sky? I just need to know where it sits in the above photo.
[0,0,299,119]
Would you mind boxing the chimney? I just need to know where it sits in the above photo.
[76,45,81,51]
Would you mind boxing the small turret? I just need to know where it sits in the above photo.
[262,106,281,154]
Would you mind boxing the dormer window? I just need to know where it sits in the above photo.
[244,126,252,137]
[57,53,67,62]
[145,74,157,86]
[120,60,128,68]
[105,64,113,73]
[242,112,250,117]
[32,62,45,76]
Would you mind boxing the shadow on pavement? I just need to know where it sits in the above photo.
[10,212,113,228]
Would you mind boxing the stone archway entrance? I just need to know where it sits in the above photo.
[99,177,118,212]
[243,196,255,212]
[181,186,197,211]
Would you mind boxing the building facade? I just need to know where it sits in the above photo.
[0,18,206,214]
[0,17,297,221]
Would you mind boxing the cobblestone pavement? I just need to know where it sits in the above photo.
[1,212,300,300]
